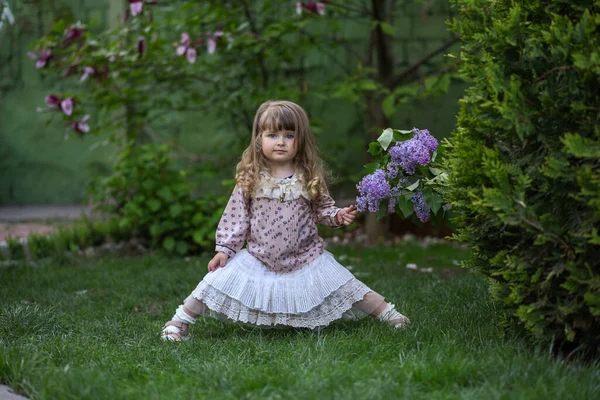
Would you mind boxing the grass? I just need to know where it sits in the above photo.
[1,240,599,399]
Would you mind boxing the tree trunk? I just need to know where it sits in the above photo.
[364,0,394,242]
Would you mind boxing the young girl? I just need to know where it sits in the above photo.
[161,100,410,341]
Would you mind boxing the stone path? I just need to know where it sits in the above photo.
[0,386,27,400]
[0,205,93,222]
[0,205,94,241]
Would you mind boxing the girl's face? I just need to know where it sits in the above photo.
[261,130,298,167]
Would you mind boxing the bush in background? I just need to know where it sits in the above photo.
[447,0,600,355]
[91,143,225,255]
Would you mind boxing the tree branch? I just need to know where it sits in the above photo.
[241,0,269,89]
[371,0,394,86]
[533,65,577,84]
[390,35,460,87]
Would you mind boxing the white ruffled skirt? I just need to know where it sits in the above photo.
[190,249,374,329]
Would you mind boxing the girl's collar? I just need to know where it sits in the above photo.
[255,171,310,201]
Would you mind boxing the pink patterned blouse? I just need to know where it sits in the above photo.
[215,173,342,273]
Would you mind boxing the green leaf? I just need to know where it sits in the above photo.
[406,180,420,191]
[429,167,442,176]
[423,191,443,214]
[157,187,174,202]
[363,163,380,174]
[193,229,208,245]
[169,203,183,218]
[358,80,379,91]
[377,128,394,151]
[382,94,396,118]
[431,151,437,162]
[397,196,413,218]
[162,237,175,252]
[367,141,382,156]
[149,223,162,238]
[175,241,189,255]
[376,202,388,220]
[561,133,600,158]
[380,22,396,35]
[147,198,161,212]
[393,129,413,134]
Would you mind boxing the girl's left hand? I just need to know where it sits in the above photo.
[336,205,358,226]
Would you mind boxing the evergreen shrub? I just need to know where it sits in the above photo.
[447,0,600,355]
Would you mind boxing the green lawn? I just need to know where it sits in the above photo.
[1,241,598,399]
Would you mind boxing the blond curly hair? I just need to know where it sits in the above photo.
[235,100,329,199]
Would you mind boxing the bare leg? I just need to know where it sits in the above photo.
[161,296,208,341]
[354,291,410,328]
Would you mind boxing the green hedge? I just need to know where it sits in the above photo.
[447,0,600,355]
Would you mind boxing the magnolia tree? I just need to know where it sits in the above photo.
[30,0,458,148]
[29,0,459,239]
[30,1,336,143]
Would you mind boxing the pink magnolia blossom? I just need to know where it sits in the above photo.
[174,32,197,63]
[207,30,224,55]
[128,0,158,17]
[69,115,91,135]
[28,49,53,69]
[129,0,143,16]
[80,67,95,82]
[39,95,75,116]
[296,1,327,16]
[61,98,74,116]
[44,95,61,110]
[63,26,83,47]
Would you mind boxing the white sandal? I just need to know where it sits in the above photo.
[161,320,190,341]
[377,303,410,329]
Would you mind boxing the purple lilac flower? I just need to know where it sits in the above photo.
[356,169,390,213]
[413,128,438,153]
[388,139,431,175]
[387,179,409,212]
[411,192,430,222]
[386,161,399,179]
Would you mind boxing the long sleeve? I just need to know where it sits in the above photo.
[312,191,342,228]
[215,185,250,258]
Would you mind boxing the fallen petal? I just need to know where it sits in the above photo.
[207,38,216,54]
[181,32,190,46]
[316,2,326,15]
[305,1,318,13]
[130,2,143,16]
[186,47,197,64]
[78,122,90,133]
[45,95,61,108]
[61,98,74,116]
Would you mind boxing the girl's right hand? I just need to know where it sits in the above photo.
[207,252,228,272]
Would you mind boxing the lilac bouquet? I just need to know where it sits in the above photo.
[356,127,450,223]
